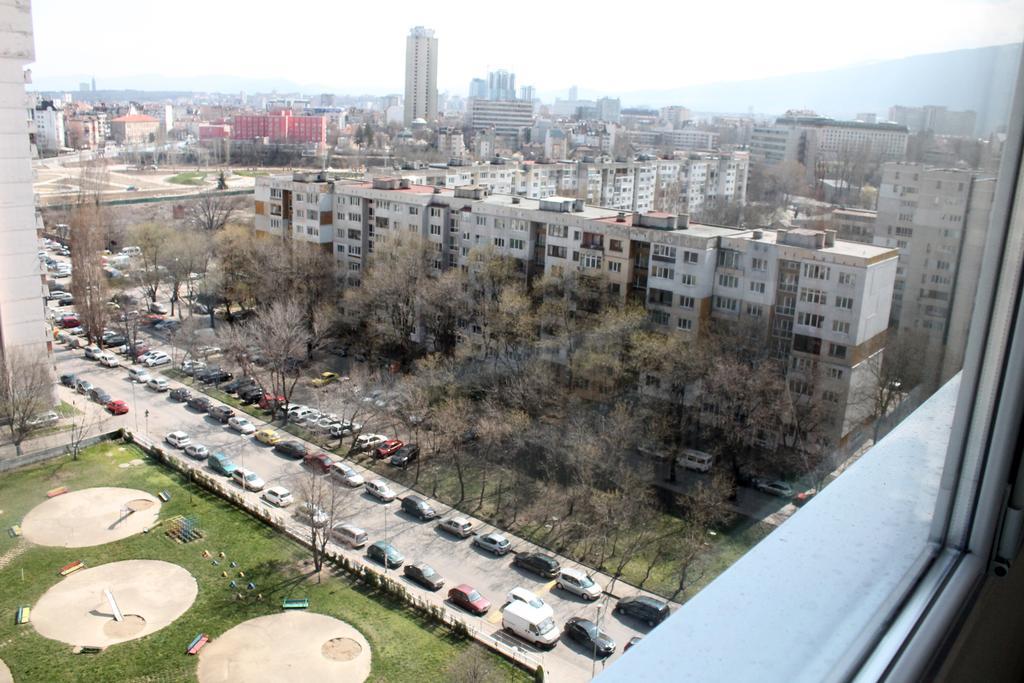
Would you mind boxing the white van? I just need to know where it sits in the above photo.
[330,522,368,548]
[679,448,714,473]
[501,600,561,649]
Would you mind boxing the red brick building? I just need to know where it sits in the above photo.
[230,110,325,144]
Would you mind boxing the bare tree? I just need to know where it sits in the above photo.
[0,349,53,455]
[293,465,347,579]
[446,646,500,683]
[65,398,96,461]
[852,330,927,442]
[68,198,110,345]
[188,192,242,231]
[241,300,310,418]
[132,223,172,306]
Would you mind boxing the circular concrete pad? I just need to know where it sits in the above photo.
[0,658,11,683]
[197,612,371,683]
[22,487,160,547]
[33,560,197,647]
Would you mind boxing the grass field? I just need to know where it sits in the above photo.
[232,170,269,177]
[167,172,208,186]
[0,442,529,683]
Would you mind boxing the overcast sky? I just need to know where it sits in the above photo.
[29,0,1024,96]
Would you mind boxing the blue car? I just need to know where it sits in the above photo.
[207,452,237,476]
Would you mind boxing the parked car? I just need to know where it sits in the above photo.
[147,377,169,392]
[104,334,127,347]
[389,444,421,468]
[330,523,368,548]
[209,405,234,423]
[565,617,616,657]
[59,372,78,388]
[400,495,436,520]
[148,301,168,314]
[437,517,474,538]
[169,387,191,402]
[262,486,294,507]
[88,386,112,404]
[228,416,256,434]
[199,368,232,384]
[330,461,364,487]
[83,344,102,360]
[374,439,404,459]
[97,351,119,367]
[310,371,341,387]
[329,420,362,438]
[273,440,308,459]
[184,443,209,460]
[254,428,283,445]
[403,562,444,591]
[221,377,256,395]
[231,467,265,491]
[164,431,191,449]
[474,532,511,556]
[208,452,237,476]
[513,552,561,579]
[181,359,207,375]
[754,479,795,498]
[303,451,333,474]
[238,386,264,404]
[27,411,59,428]
[59,315,80,328]
[186,395,212,412]
[367,541,404,568]
[502,601,560,650]
[556,568,603,600]
[613,595,671,627]
[354,434,388,452]
[258,393,286,411]
[448,584,490,615]
[74,378,94,395]
[295,502,329,527]
[286,405,315,423]
[127,366,151,383]
[144,351,171,367]
[106,399,129,415]
[365,479,396,502]
[506,587,553,616]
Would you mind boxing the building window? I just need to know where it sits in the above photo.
[652,244,677,261]
[547,224,568,238]
[746,304,762,317]
[798,312,825,328]
[348,245,361,256]
[749,281,766,294]
[828,343,847,359]
[582,255,602,269]
[718,274,739,288]
[826,367,845,380]
[680,295,695,309]
[681,273,696,286]
[430,224,441,235]
[609,239,623,252]
[838,272,856,286]
[835,296,854,310]
[802,263,831,280]
[832,320,851,334]
[800,288,828,305]
[493,237,505,247]
[677,318,693,330]
[608,261,622,273]
[751,257,767,271]
[714,296,739,312]
[683,250,699,264]
[652,265,675,280]
[430,207,442,217]
[650,310,670,326]
[547,245,567,258]
[717,250,740,268]
[348,262,361,272]
[510,238,525,250]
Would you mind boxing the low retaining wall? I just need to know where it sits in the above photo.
[0,430,123,473]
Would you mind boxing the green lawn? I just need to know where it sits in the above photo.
[55,401,79,417]
[167,172,208,186]
[0,442,529,683]
[232,170,269,177]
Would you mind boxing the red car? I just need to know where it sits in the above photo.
[60,316,80,328]
[375,439,404,459]
[447,584,490,615]
[258,393,286,411]
[303,451,333,474]
[106,399,129,415]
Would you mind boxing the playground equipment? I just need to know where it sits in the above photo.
[8,525,21,538]
[165,515,202,543]
[46,486,69,498]
[104,588,124,622]
[15,606,30,624]
[158,490,171,502]
[59,560,85,576]
[282,598,309,610]
[186,633,210,655]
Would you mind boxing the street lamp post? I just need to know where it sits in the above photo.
[592,600,605,679]
[145,409,149,438]
[131,381,138,432]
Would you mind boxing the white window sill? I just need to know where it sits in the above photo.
[600,374,960,682]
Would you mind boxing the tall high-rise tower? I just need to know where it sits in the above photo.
[404,26,437,126]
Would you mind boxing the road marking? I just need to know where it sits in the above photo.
[485,607,503,625]
[535,580,557,596]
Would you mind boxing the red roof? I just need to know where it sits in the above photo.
[111,114,159,123]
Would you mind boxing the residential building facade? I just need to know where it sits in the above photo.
[30,100,64,154]
[109,114,160,144]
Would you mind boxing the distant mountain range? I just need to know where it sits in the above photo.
[35,43,1021,133]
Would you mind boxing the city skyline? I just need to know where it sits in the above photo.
[29,0,1024,96]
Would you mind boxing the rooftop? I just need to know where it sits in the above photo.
[111,114,159,123]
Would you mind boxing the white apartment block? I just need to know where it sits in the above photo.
[254,172,896,440]
[404,26,438,126]
[1,0,52,362]
[875,162,996,384]
[466,98,534,140]
[31,100,64,154]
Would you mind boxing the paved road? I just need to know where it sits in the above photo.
[51,345,658,682]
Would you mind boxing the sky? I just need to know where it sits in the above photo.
[29,0,1024,97]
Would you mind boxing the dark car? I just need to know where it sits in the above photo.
[59,372,78,388]
[238,386,264,404]
[303,451,333,474]
[400,495,436,520]
[367,541,404,568]
[199,368,232,384]
[88,386,112,404]
[613,595,671,627]
[169,387,191,402]
[565,617,616,657]
[389,444,421,468]
[103,334,126,347]
[208,405,234,423]
[186,395,213,412]
[403,562,444,591]
[221,377,256,394]
[512,552,561,579]
[274,440,308,459]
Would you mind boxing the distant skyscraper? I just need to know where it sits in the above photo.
[79,82,90,92]
[568,85,578,102]
[486,70,516,100]
[91,76,96,91]
[404,26,438,126]
[520,85,536,102]
[469,78,487,99]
